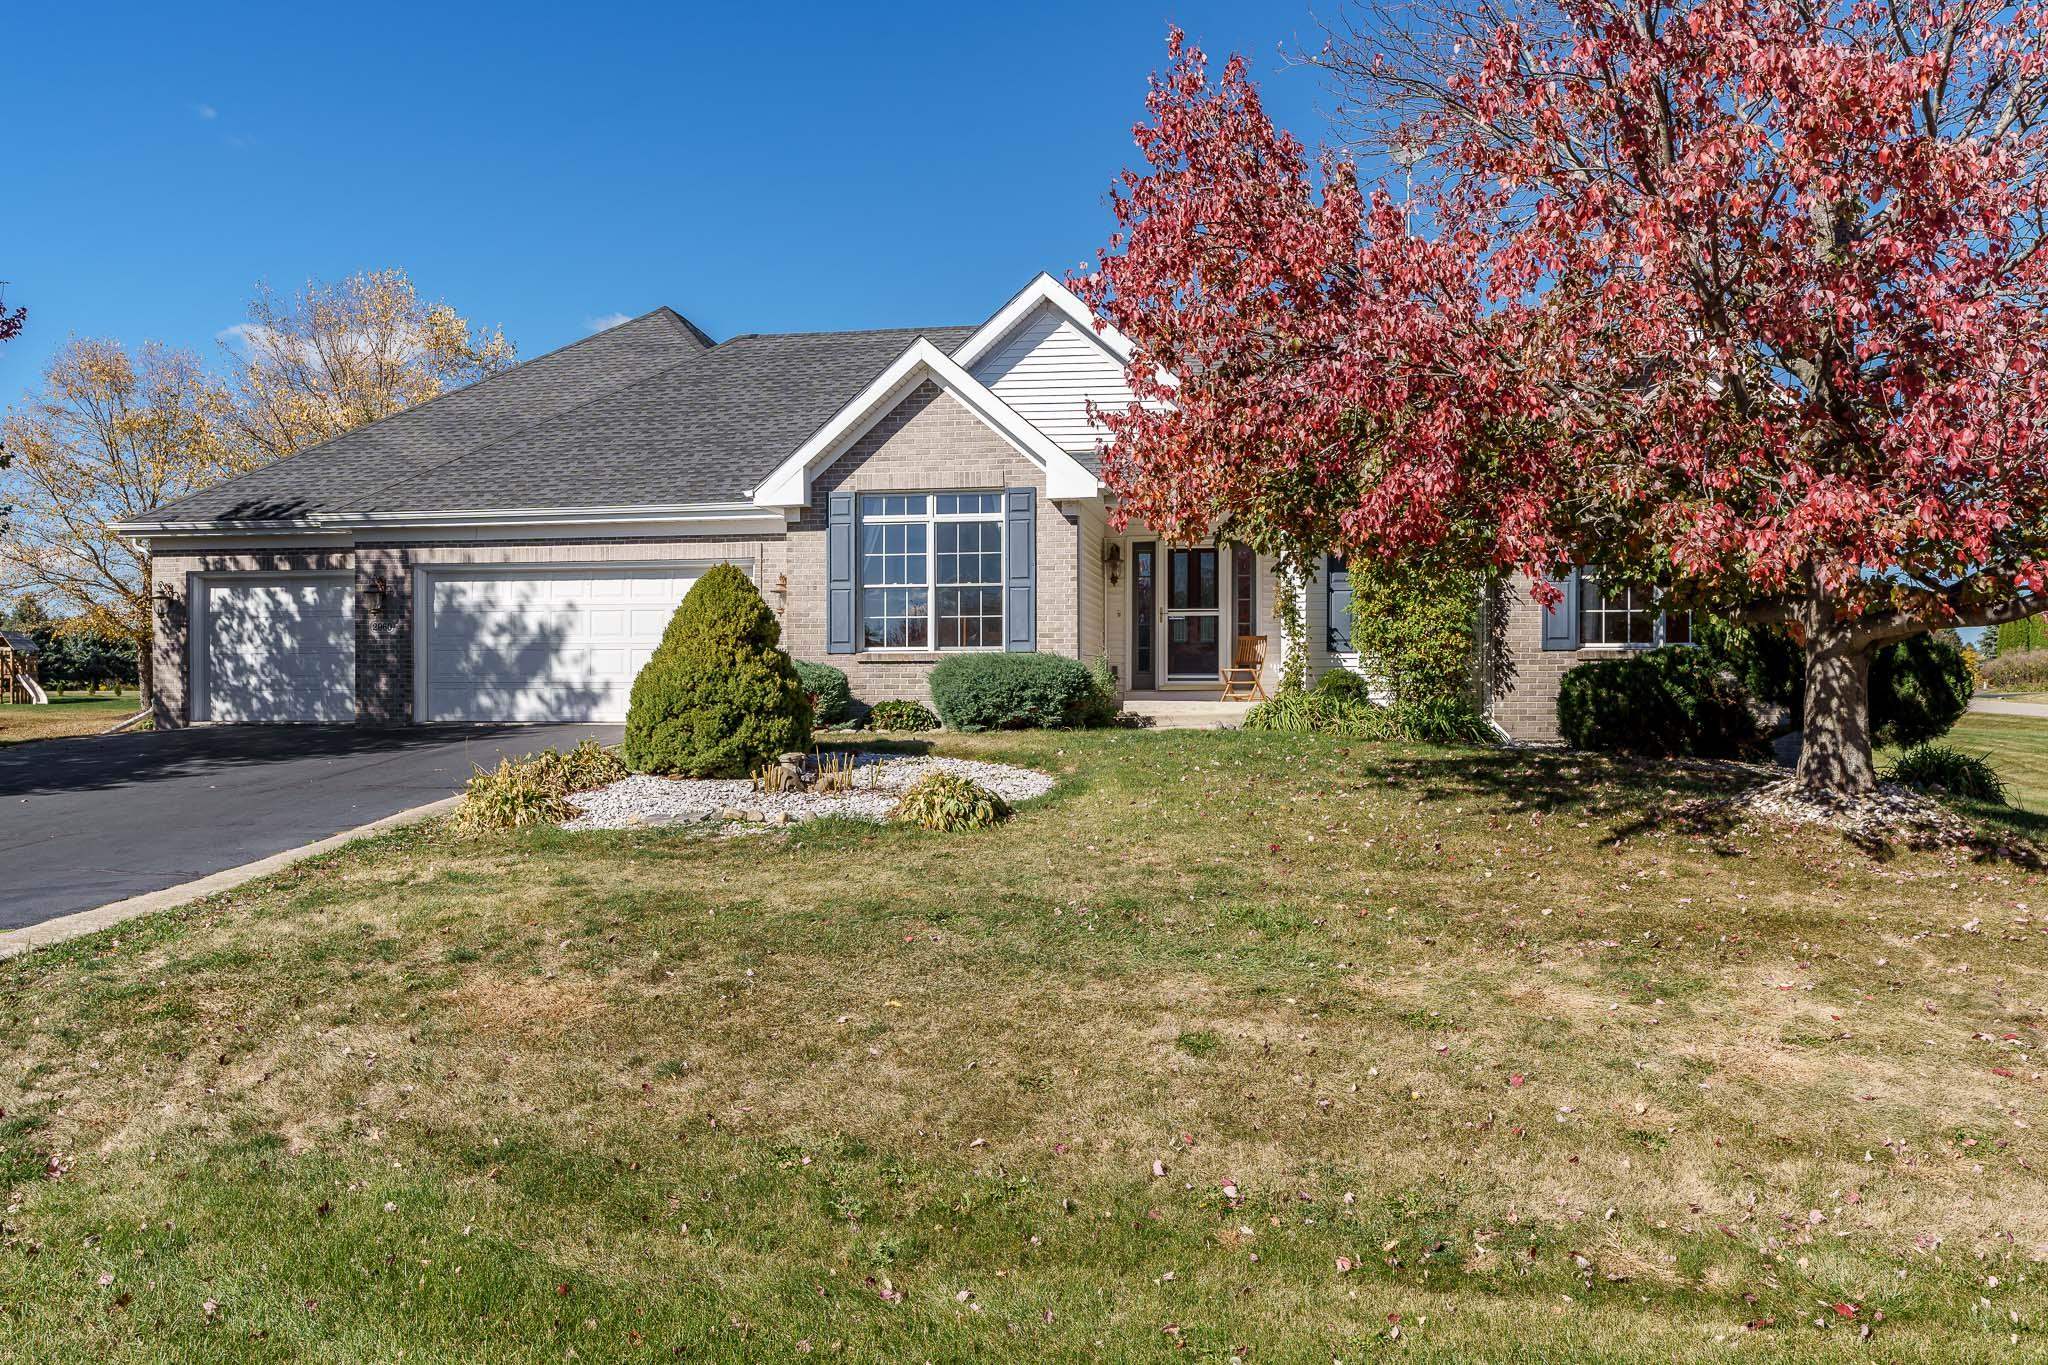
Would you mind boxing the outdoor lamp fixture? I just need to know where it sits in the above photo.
[1103,542,1123,586]
[363,573,391,616]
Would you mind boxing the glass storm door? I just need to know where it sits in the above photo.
[1165,547,1221,680]
[1130,541,1157,690]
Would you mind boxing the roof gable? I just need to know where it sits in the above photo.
[749,337,1100,509]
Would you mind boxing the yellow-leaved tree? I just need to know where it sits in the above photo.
[223,269,516,463]
[0,341,243,705]
[0,270,515,707]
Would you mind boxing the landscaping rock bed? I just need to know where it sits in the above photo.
[1673,775,1979,849]
[561,754,1053,830]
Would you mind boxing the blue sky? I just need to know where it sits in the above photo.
[4,0,1330,388]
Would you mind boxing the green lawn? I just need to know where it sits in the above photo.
[1897,711,2048,819]
[4,729,2046,1361]
[0,690,143,746]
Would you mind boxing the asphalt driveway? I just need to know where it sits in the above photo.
[0,723,620,932]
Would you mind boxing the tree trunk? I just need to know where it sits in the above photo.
[1794,626,1878,798]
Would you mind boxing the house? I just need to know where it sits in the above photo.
[118,275,1653,741]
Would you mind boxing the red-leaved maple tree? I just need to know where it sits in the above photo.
[1079,2,2048,797]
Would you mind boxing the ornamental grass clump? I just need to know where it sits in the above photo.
[1242,690,1388,738]
[623,565,811,777]
[1882,744,2009,806]
[890,770,1011,831]
[451,756,577,834]
[450,740,629,834]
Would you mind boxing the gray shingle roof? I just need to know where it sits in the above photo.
[136,313,976,525]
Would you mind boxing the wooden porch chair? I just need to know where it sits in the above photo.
[1220,634,1269,701]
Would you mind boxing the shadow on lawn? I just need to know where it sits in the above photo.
[1341,743,2048,865]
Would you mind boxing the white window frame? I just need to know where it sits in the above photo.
[858,492,1007,653]
[1577,573,1690,649]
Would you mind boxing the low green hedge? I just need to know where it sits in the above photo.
[868,698,939,732]
[1314,666,1373,703]
[928,652,1109,731]
[1557,647,1761,759]
[793,660,854,725]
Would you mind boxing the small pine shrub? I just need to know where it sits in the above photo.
[1869,633,1973,748]
[1882,744,2009,805]
[623,566,811,777]
[1079,654,1122,727]
[928,652,1105,730]
[793,660,854,725]
[868,698,939,732]
[890,770,1011,831]
[452,756,576,834]
[1314,667,1373,703]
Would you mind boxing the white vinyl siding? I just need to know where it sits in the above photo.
[968,303,1135,455]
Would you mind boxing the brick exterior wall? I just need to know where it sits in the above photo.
[784,380,1081,704]
[1485,580,1613,742]
[150,536,783,728]
[148,548,357,728]
[149,382,1100,723]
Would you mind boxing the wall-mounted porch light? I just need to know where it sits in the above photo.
[362,572,391,616]
[1102,542,1123,587]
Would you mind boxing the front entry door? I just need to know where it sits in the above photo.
[1130,541,1157,690]
[1165,547,1221,680]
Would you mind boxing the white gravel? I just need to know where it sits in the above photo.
[561,753,1054,830]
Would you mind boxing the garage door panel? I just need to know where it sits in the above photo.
[200,576,355,723]
[423,567,702,723]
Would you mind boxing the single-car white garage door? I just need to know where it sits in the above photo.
[419,565,705,723]
[195,574,357,723]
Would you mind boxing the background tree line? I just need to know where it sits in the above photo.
[0,272,513,705]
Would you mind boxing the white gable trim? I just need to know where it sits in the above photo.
[750,336,1099,509]
[954,272,1138,372]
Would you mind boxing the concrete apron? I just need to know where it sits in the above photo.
[0,795,462,962]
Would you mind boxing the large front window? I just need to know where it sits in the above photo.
[860,493,1004,650]
[1578,575,1690,646]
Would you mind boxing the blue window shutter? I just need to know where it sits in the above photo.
[1540,569,1580,651]
[1004,487,1036,652]
[826,491,856,655]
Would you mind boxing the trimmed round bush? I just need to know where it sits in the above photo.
[928,652,1104,731]
[1557,647,1760,759]
[1314,666,1373,703]
[868,698,939,732]
[793,660,854,725]
[1882,743,2008,805]
[1869,633,1972,748]
[890,770,1011,831]
[623,565,811,777]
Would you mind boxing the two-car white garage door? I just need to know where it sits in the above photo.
[419,566,699,722]
[193,565,704,724]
